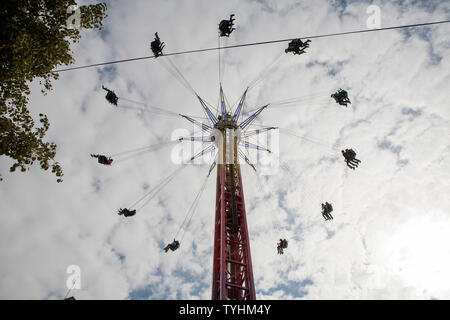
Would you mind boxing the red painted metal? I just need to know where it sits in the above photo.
[211,134,255,300]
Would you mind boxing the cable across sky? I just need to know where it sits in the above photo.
[53,19,450,73]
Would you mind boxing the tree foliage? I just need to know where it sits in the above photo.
[0,0,107,182]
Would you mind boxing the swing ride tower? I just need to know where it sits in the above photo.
[210,91,257,300]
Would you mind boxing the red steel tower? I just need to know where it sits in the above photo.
[187,85,269,300]
[208,88,268,300]
[211,130,255,300]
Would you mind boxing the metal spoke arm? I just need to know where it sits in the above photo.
[196,94,218,125]
[179,135,215,142]
[233,87,248,122]
[180,114,212,132]
[208,154,218,177]
[241,126,278,139]
[240,141,272,153]
[238,149,257,172]
[239,104,269,130]
[190,144,216,161]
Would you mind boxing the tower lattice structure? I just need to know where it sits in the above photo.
[211,111,256,300]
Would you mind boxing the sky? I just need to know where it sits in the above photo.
[0,0,449,300]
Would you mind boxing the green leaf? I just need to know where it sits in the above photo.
[1,1,107,183]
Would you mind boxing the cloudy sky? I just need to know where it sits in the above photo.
[1,0,449,300]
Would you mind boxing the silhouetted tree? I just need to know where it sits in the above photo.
[0,0,108,182]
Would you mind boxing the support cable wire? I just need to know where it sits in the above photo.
[253,166,265,193]
[184,115,210,120]
[158,56,198,96]
[244,121,275,130]
[247,52,284,90]
[244,98,330,115]
[54,20,450,73]
[279,127,339,155]
[280,161,321,205]
[158,57,217,125]
[111,140,179,157]
[269,101,331,110]
[117,105,182,118]
[240,148,272,200]
[127,143,216,212]
[175,171,210,242]
[111,140,181,163]
[269,96,330,108]
[135,173,180,212]
[238,149,257,172]
[218,36,223,85]
[239,140,272,153]
[166,56,198,95]
[227,52,283,117]
[128,165,186,211]
[270,90,332,104]
[242,126,278,139]
[63,275,79,300]
[215,94,221,116]
[180,114,212,133]
[218,36,228,85]
[117,97,179,116]
[221,37,228,83]
[259,101,331,114]
[223,91,234,115]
